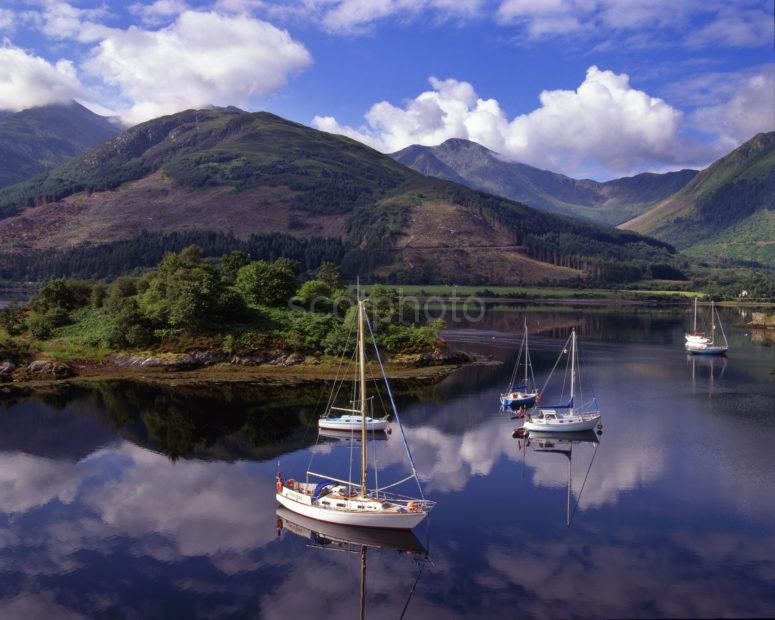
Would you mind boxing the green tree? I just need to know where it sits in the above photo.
[90,283,107,308]
[33,279,93,315]
[167,266,223,330]
[105,276,141,312]
[236,259,300,306]
[27,312,54,339]
[179,244,203,265]
[365,284,399,327]
[317,261,345,291]
[0,303,26,336]
[220,250,251,284]
[137,248,237,332]
[296,279,332,304]
[105,299,154,348]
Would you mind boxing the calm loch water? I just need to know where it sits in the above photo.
[1,305,774,618]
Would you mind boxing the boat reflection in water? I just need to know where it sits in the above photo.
[688,352,727,398]
[276,507,430,619]
[522,430,600,527]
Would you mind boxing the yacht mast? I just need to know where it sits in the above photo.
[358,298,368,497]
[524,317,529,388]
[711,300,716,345]
[693,297,698,332]
[570,329,576,403]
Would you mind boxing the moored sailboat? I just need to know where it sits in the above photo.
[500,317,539,408]
[523,329,601,433]
[685,297,728,355]
[276,295,435,530]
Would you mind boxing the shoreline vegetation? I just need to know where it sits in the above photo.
[2,244,773,397]
[0,246,474,396]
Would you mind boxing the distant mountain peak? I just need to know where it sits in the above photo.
[437,137,493,152]
[392,139,699,226]
[0,100,121,188]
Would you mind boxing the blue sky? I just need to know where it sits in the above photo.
[0,0,773,179]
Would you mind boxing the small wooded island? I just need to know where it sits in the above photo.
[0,246,468,394]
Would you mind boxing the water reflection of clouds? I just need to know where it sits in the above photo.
[0,590,85,620]
[400,417,664,510]
[0,453,94,514]
[260,531,440,620]
[0,444,282,612]
[83,443,278,559]
[483,527,775,619]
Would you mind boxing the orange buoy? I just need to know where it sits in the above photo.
[276,480,283,493]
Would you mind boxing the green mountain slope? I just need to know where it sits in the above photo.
[0,101,120,188]
[0,108,677,284]
[392,138,697,225]
[621,132,775,265]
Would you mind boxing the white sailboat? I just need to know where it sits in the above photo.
[318,413,389,433]
[685,297,728,355]
[276,296,435,530]
[523,329,602,433]
[500,317,539,408]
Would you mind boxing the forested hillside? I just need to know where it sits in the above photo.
[0,108,679,284]
[621,132,775,266]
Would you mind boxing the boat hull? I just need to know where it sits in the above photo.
[276,493,427,530]
[318,419,389,432]
[686,345,728,356]
[500,394,538,407]
[523,413,601,433]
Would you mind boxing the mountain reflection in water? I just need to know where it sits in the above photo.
[0,305,774,618]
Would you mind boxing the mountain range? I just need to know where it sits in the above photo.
[0,101,120,189]
[0,107,676,285]
[620,131,775,266]
[391,139,698,226]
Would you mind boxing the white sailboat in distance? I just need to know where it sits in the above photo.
[500,317,539,408]
[685,297,728,355]
[523,329,602,433]
[276,295,435,530]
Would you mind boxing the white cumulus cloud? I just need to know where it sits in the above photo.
[37,0,116,44]
[692,65,775,150]
[82,10,312,125]
[0,43,83,111]
[314,66,697,178]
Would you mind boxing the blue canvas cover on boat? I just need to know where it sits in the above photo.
[541,397,573,409]
[313,480,335,500]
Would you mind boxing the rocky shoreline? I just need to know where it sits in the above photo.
[0,346,481,399]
